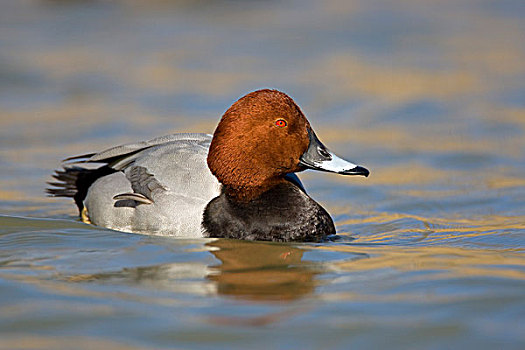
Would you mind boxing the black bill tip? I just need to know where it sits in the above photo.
[341,165,370,177]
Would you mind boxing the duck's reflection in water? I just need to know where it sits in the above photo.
[63,239,319,305]
[59,239,321,325]
[206,239,318,302]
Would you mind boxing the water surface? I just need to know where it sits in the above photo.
[1,1,524,349]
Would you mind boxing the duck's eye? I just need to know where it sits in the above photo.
[275,119,287,128]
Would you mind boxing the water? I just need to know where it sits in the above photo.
[1,1,524,349]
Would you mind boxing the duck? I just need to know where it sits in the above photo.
[47,89,369,242]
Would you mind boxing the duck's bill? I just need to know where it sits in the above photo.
[299,129,370,177]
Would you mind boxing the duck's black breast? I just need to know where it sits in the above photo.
[202,182,335,242]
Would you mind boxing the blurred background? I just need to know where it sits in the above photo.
[0,1,524,349]
[1,0,524,218]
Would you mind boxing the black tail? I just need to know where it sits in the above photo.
[47,165,116,214]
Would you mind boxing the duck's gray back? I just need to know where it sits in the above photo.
[84,133,221,237]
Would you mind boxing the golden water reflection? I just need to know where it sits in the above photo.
[317,245,525,281]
